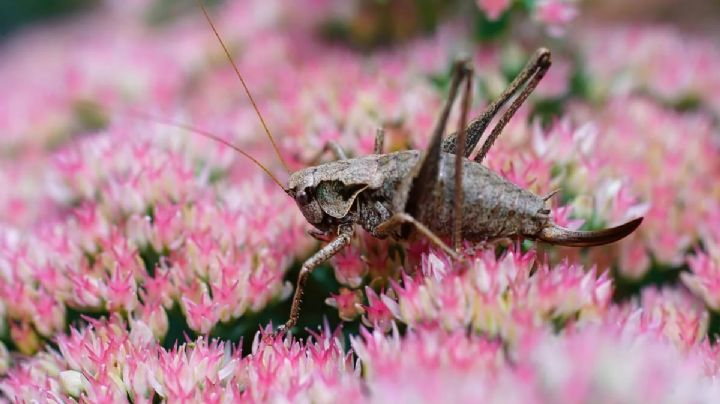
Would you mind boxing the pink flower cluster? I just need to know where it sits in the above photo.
[1,316,362,402]
[475,0,579,36]
[355,321,719,403]
[2,299,718,402]
[378,249,612,339]
[2,0,720,401]
[683,214,720,312]
[581,25,720,115]
[0,124,307,350]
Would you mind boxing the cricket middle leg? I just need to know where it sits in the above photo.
[375,213,460,260]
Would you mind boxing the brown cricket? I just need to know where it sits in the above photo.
[185,1,643,335]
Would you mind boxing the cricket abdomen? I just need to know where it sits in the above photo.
[356,151,640,246]
[412,153,549,241]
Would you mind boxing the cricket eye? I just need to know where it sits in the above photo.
[296,189,311,205]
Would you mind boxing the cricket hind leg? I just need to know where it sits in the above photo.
[474,48,551,164]
[453,62,474,252]
[275,225,354,336]
[392,60,471,258]
[441,48,552,159]
[401,59,470,216]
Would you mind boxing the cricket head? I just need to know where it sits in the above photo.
[287,169,367,232]
[287,169,328,230]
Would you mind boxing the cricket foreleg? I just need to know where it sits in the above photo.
[376,213,460,260]
[277,225,354,334]
[474,49,551,164]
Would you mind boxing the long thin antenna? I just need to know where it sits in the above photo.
[195,0,290,173]
[129,111,287,191]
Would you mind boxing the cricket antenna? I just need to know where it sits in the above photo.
[129,111,287,191]
[195,0,290,173]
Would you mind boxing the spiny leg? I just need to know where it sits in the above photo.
[376,213,460,260]
[441,48,552,158]
[387,61,470,260]
[374,127,385,154]
[475,48,551,164]
[453,63,474,252]
[395,60,470,258]
[276,225,354,335]
[402,60,469,216]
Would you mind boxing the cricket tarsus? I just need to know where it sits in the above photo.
[195,0,289,173]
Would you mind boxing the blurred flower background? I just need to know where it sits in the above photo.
[1,0,719,402]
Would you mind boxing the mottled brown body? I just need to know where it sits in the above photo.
[289,150,549,243]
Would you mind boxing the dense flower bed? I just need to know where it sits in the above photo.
[1,0,719,402]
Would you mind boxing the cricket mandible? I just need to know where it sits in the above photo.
[188,1,643,335]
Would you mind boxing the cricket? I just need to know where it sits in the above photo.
[185,1,644,335]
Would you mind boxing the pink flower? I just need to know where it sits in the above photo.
[476,0,512,20]
[326,288,365,321]
[362,287,398,332]
[0,317,364,402]
[682,241,720,311]
[518,325,717,402]
[353,327,506,402]
[331,244,367,288]
[0,342,9,376]
[182,293,219,335]
[580,26,720,116]
[534,0,578,37]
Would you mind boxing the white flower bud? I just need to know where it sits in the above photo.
[60,370,90,398]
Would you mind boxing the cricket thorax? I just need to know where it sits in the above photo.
[288,151,420,233]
